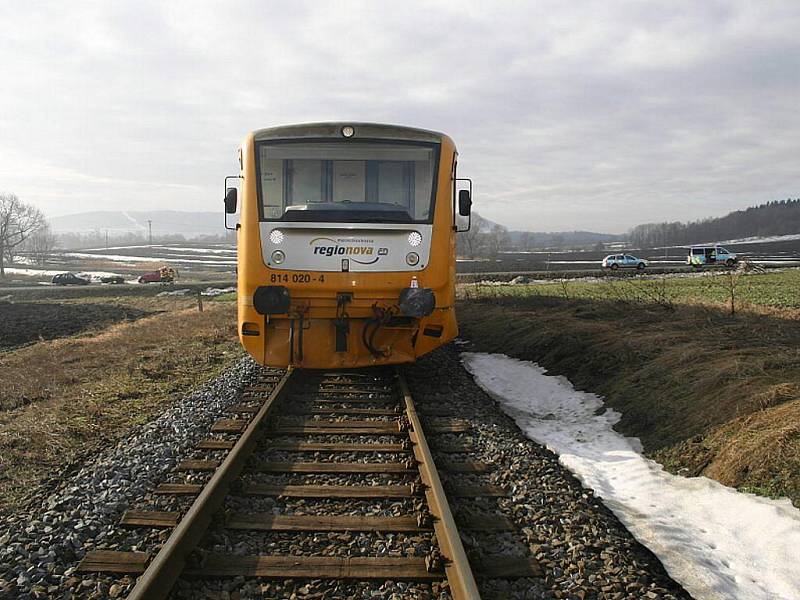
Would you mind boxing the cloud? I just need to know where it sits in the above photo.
[0,0,797,232]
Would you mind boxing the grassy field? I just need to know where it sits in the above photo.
[462,268,800,312]
[0,293,242,513]
[457,273,800,507]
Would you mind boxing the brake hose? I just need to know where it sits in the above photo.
[362,304,396,358]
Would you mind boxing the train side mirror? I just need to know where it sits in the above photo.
[224,188,238,214]
[458,189,472,217]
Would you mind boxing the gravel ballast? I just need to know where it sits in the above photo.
[405,344,692,600]
[0,357,260,599]
[2,345,693,599]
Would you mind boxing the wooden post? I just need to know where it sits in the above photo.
[197,291,204,313]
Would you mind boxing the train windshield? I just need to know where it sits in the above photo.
[256,141,438,223]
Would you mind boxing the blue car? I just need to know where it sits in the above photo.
[602,254,648,270]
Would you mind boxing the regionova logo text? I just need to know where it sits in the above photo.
[309,237,388,265]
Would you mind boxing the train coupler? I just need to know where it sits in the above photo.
[398,287,435,318]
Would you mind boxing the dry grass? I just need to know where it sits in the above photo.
[0,302,242,512]
[458,296,800,506]
[658,399,800,502]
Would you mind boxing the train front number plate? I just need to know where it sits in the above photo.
[270,273,325,284]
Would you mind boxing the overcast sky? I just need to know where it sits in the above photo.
[1,1,798,233]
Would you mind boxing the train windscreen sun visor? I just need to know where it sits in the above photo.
[256,141,439,224]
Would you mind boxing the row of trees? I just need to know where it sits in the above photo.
[457,214,512,258]
[455,214,611,257]
[629,198,800,248]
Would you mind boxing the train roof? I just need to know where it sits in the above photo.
[252,122,447,144]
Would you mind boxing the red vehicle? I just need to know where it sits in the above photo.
[138,266,176,284]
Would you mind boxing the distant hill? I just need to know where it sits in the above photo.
[474,214,622,248]
[49,210,224,237]
[507,230,622,247]
[629,198,800,247]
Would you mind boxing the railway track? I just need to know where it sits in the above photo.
[76,367,540,598]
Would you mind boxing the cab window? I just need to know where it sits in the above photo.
[256,141,438,223]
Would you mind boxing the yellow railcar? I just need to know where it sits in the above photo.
[224,122,472,369]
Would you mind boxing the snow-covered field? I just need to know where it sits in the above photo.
[3,268,126,280]
[705,233,800,246]
[62,251,236,266]
[49,244,239,270]
[3,268,72,277]
[462,352,800,600]
[82,245,236,255]
[0,245,238,281]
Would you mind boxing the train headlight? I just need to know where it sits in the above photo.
[341,125,355,138]
[406,252,420,266]
[269,229,284,244]
[407,231,422,247]
[271,250,286,264]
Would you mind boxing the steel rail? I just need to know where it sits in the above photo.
[398,371,481,600]
[126,369,293,600]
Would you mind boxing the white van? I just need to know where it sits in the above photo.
[687,246,737,267]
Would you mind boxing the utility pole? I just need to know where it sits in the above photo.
[148,220,152,245]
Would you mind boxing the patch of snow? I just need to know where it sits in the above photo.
[77,271,126,280]
[81,244,163,251]
[82,244,235,253]
[500,249,612,255]
[461,352,800,600]
[657,233,800,249]
[159,246,236,255]
[62,252,236,265]
[156,289,192,296]
[751,259,800,265]
[121,210,146,230]
[201,286,236,297]
[3,268,127,280]
[645,260,688,264]
[713,233,800,246]
[3,268,65,277]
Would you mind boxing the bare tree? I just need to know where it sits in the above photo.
[719,266,745,316]
[519,231,535,251]
[23,222,57,266]
[487,223,509,257]
[0,194,46,277]
[459,213,488,258]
